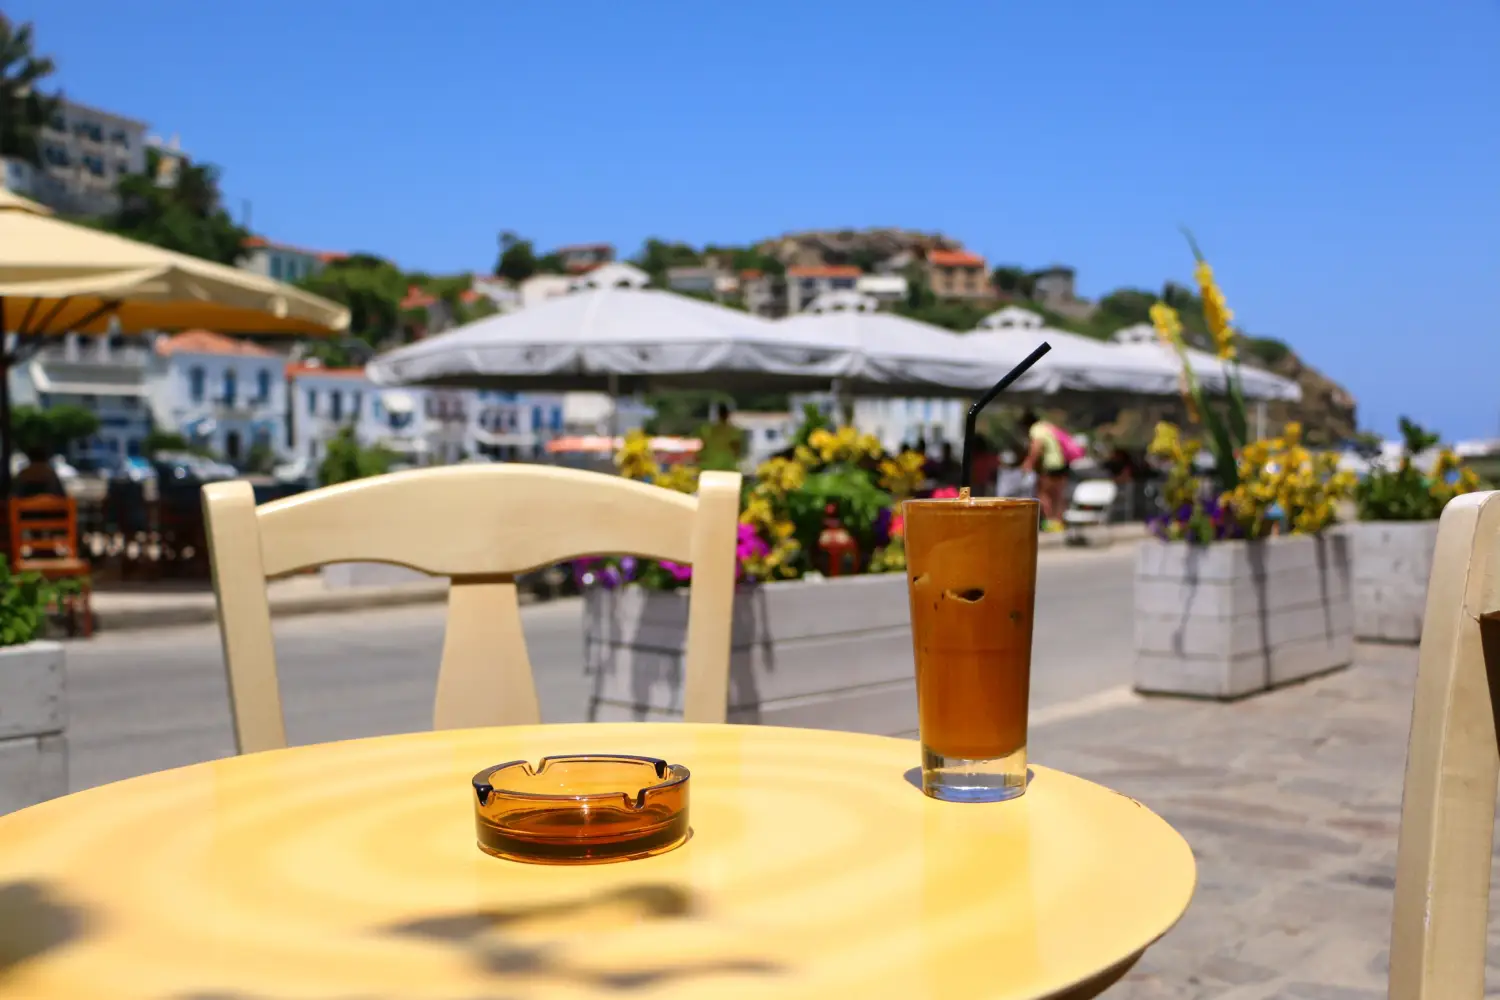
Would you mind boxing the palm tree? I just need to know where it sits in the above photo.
[0,13,60,167]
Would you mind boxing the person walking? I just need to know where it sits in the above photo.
[1019,410,1074,530]
[698,403,744,472]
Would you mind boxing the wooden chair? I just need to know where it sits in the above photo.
[202,464,743,755]
[1389,489,1500,998]
[7,495,94,637]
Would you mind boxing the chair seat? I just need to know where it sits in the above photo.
[1063,510,1106,525]
[15,556,91,578]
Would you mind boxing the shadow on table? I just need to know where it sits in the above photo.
[180,883,781,1000]
[0,880,92,978]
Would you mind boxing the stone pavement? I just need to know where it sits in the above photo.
[1029,642,1500,999]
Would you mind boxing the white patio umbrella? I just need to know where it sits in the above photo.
[964,326,1183,396]
[1108,324,1301,403]
[366,286,853,395]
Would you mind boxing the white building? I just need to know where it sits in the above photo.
[3,97,150,216]
[238,236,343,284]
[150,330,289,467]
[472,391,570,460]
[855,273,908,305]
[519,274,572,309]
[8,334,154,470]
[786,265,861,314]
[287,364,432,472]
[731,411,797,468]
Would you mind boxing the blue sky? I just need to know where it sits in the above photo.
[16,0,1499,438]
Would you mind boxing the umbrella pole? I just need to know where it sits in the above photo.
[0,297,10,500]
[607,372,620,464]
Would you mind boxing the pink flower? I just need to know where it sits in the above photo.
[659,560,693,582]
[932,486,960,499]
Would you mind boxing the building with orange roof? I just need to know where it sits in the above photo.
[922,247,991,301]
[239,235,347,284]
[786,264,862,314]
[150,330,290,466]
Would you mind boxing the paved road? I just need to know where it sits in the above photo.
[64,544,1139,792]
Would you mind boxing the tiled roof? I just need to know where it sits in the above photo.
[740,269,763,279]
[927,250,986,267]
[787,265,862,278]
[400,285,437,310]
[243,235,347,262]
[156,330,275,358]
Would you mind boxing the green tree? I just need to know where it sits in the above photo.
[991,266,1036,299]
[100,148,251,264]
[318,426,396,486]
[495,231,538,283]
[0,13,59,167]
[10,404,99,457]
[298,254,408,347]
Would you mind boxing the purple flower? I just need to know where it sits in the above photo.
[619,556,638,580]
[600,566,624,590]
[872,507,894,547]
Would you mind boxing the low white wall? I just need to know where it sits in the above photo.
[0,640,67,814]
[320,562,433,590]
[1134,533,1354,699]
[1350,520,1439,644]
[584,573,916,736]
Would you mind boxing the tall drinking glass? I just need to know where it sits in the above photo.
[903,497,1040,802]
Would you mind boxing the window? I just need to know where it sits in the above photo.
[331,393,343,422]
[116,160,129,176]
[48,111,65,131]
[270,257,283,280]
[44,145,69,167]
[532,406,543,430]
[306,389,318,415]
[549,407,562,431]
[111,129,129,148]
[352,392,363,419]
[222,369,237,406]
[189,367,205,403]
[256,370,272,402]
[84,156,105,177]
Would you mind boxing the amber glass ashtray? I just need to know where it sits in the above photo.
[472,755,690,865]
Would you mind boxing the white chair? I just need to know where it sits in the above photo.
[202,464,742,754]
[1062,479,1118,545]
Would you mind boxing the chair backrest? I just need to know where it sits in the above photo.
[1069,479,1118,509]
[202,464,743,755]
[1389,490,1500,999]
[9,495,78,567]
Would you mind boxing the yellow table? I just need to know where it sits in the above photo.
[0,724,1195,999]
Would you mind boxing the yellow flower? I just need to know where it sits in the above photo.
[1150,302,1184,350]
[615,429,659,482]
[1283,422,1303,447]
[1194,260,1237,361]
[1148,421,1181,458]
[878,449,927,497]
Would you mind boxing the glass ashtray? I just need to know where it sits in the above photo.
[472,755,690,865]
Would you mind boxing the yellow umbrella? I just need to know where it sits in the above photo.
[0,187,350,491]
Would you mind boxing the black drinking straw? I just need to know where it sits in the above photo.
[960,341,1052,497]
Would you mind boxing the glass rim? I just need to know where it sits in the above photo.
[471,754,689,806]
[902,496,1040,509]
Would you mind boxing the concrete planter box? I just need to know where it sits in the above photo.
[320,562,432,590]
[0,640,67,814]
[584,573,915,736]
[1350,520,1440,644]
[1134,533,1353,699]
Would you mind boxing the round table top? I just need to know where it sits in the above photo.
[0,724,1195,1000]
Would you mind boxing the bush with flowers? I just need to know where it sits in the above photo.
[1145,235,1358,543]
[1356,417,1483,522]
[574,415,925,591]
